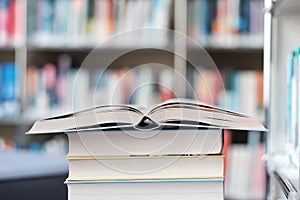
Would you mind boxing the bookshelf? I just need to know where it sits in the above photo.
[0,1,265,199]
[264,0,300,199]
[0,0,265,121]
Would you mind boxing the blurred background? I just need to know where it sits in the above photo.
[0,0,265,199]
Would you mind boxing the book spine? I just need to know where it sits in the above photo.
[7,0,15,45]
[27,0,36,40]
[239,0,250,34]
[0,62,20,118]
[0,0,9,46]
[14,0,24,46]
[26,65,38,110]
[287,51,294,156]
[295,47,300,166]
[43,63,57,107]
[35,0,53,43]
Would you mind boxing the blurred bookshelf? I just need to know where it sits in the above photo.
[0,0,266,199]
[27,0,173,48]
[264,0,300,199]
[187,0,264,49]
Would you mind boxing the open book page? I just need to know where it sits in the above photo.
[28,105,144,134]
[147,98,267,131]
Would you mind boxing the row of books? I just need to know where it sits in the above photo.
[25,58,175,120]
[26,66,263,120]
[193,69,264,119]
[28,0,171,47]
[287,48,300,167]
[0,0,23,47]
[187,0,264,48]
[0,61,264,121]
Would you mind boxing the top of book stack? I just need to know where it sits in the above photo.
[27,99,267,134]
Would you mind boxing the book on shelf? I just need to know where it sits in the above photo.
[0,62,20,119]
[286,47,300,167]
[0,0,23,47]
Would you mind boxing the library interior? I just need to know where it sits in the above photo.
[0,0,299,199]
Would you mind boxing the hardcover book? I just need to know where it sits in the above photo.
[27,99,266,134]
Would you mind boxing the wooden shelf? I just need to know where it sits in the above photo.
[187,48,263,70]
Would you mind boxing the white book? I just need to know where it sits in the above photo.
[67,155,224,180]
[67,179,223,200]
[26,98,266,134]
[66,128,223,156]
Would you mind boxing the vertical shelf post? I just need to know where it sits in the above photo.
[14,0,28,139]
[15,0,27,116]
[174,0,187,98]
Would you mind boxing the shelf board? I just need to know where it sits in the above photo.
[273,0,300,15]
[188,35,263,50]
[0,118,33,126]
[266,154,299,193]
[0,47,15,52]
[201,44,263,51]
[27,36,263,53]
[26,45,176,54]
[26,36,174,52]
[188,46,263,53]
[187,47,263,70]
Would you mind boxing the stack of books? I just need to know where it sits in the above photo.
[27,99,266,200]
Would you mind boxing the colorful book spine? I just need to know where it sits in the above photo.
[296,48,300,162]
[0,62,20,119]
[0,0,9,46]
[287,48,300,167]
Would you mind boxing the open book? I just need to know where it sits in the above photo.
[27,99,266,134]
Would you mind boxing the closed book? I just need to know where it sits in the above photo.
[67,178,223,200]
[66,128,223,156]
[67,155,224,181]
